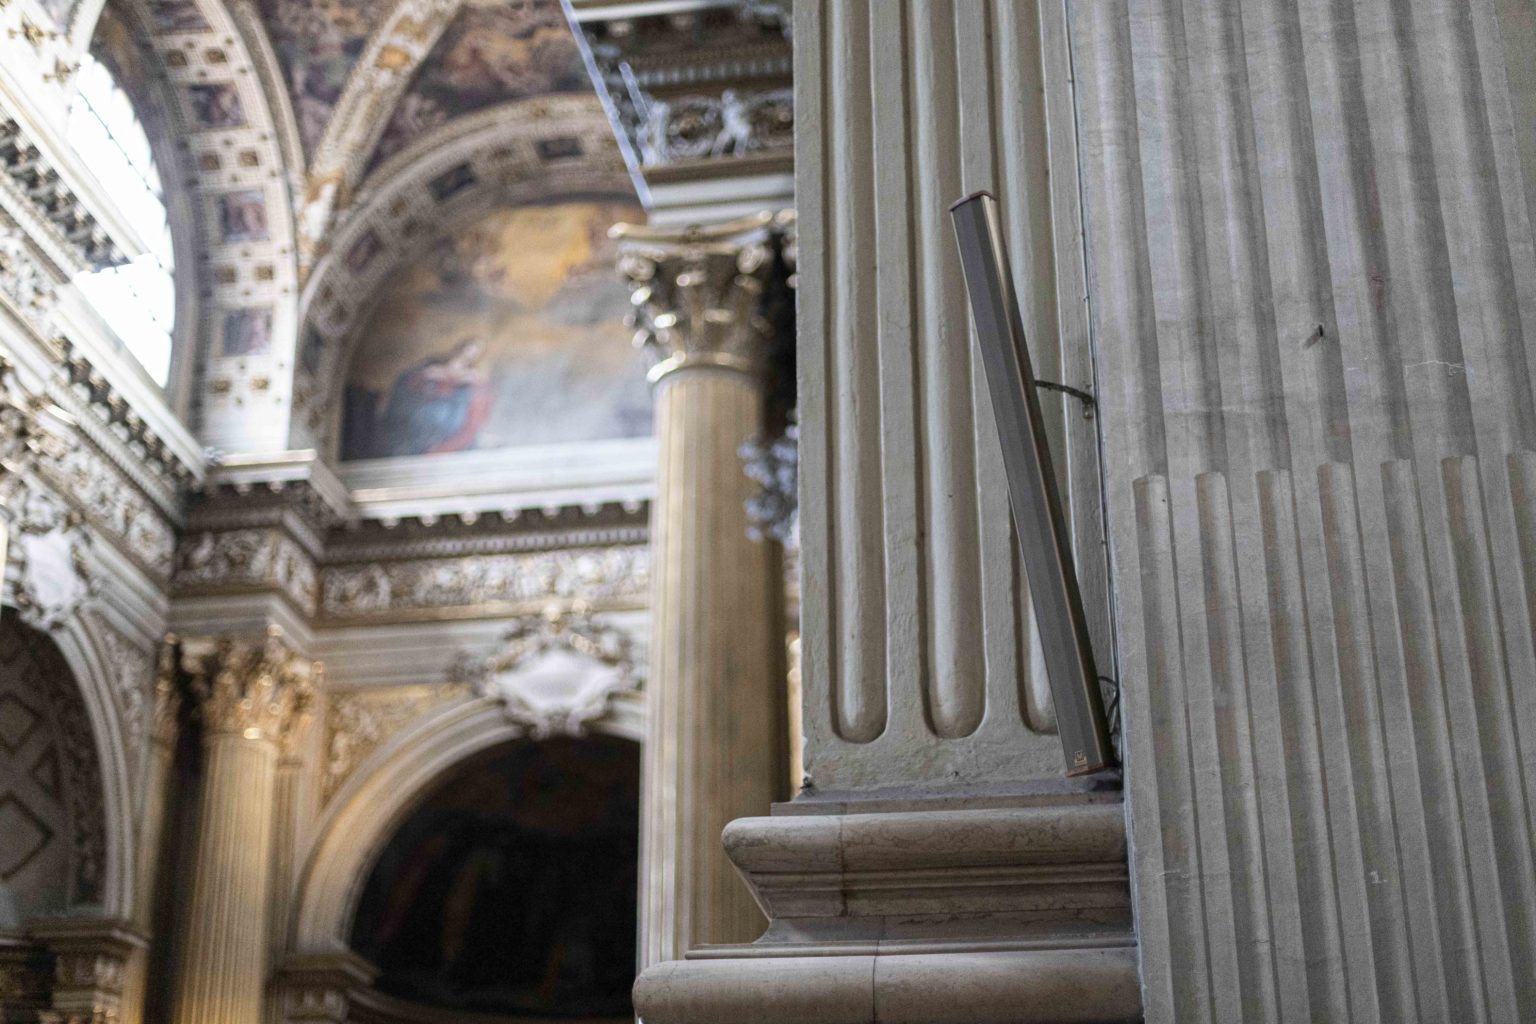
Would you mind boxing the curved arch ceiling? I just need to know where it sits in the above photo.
[95,0,635,451]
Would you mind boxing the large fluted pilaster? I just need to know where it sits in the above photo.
[1069,2,1536,1020]
[615,215,790,965]
[170,629,314,1024]
[631,5,1139,1023]
[116,654,180,1024]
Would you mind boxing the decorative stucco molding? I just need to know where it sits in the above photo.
[451,601,643,740]
[175,528,319,615]
[321,683,469,804]
[319,543,649,621]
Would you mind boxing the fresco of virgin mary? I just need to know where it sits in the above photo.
[377,337,493,457]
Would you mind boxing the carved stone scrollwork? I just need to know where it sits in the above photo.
[638,87,793,167]
[321,683,468,803]
[184,628,316,745]
[452,601,642,740]
[613,213,793,385]
[318,544,649,620]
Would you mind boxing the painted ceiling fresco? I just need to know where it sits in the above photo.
[256,0,394,155]
[339,198,650,461]
[350,736,639,1018]
[366,0,588,170]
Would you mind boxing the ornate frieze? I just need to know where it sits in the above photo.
[614,212,793,384]
[321,683,468,803]
[451,601,643,739]
[637,87,792,167]
[325,512,647,563]
[183,628,316,744]
[318,543,649,621]
[175,528,319,615]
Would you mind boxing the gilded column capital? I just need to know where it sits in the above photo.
[612,211,794,386]
[185,627,317,745]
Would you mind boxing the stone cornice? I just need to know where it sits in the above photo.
[570,0,794,194]
[0,114,126,272]
[55,337,201,494]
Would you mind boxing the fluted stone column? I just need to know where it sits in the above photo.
[614,214,790,965]
[170,629,314,1024]
[117,658,180,1024]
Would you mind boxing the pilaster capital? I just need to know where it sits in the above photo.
[151,636,182,748]
[612,211,794,386]
[184,627,318,745]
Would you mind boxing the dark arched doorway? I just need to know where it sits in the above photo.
[0,608,106,926]
[349,733,639,1020]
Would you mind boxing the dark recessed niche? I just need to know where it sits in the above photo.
[349,734,640,1020]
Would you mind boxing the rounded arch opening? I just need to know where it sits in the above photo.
[347,733,640,1021]
[0,609,110,927]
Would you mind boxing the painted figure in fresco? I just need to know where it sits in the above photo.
[220,190,268,242]
[190,84,246,129]
[378,337,492,456]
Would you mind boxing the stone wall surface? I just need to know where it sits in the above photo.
[1070,1,1536,1021]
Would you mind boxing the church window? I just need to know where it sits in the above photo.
[66,54,177,386]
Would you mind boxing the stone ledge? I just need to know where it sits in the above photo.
[723,801,1130,930]
[634,946,1141,1024]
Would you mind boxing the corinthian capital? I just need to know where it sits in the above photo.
[185,627,317,744]
[612,212,793,385]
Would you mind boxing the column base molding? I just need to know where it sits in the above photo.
[273,950,378,1024]
[634,792,1141,1024]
